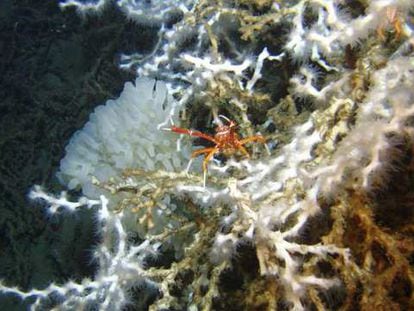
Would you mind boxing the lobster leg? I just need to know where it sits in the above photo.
[203,147,218,172]
[202,147,219,187]
[185,147,215,175]
[239,135,266,145]
[237,144,250,158]
[191,147,215,158]
[171,126,217,144]
[239,135,270,156]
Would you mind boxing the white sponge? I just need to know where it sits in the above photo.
[58,77,189,197]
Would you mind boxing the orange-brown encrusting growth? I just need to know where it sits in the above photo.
[377,6,405,41]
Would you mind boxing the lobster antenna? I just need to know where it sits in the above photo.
[218,114,231,124]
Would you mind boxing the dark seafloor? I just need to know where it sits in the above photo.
[0,1,158,309]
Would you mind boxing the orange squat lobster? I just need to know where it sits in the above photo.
[169,115,266,183]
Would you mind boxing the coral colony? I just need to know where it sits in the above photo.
[2,0,414,310]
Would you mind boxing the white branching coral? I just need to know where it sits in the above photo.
[285,0,413,67]
[60,0,195,24]
[308,57,414,193]
[2,0,414,310]
[2,187,159,310]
